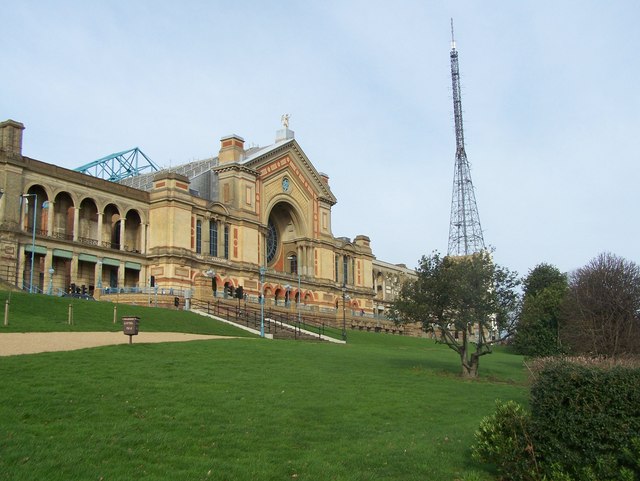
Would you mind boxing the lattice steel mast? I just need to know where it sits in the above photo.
[447,19,485,256]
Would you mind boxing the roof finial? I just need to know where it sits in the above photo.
[281,113,291,129]
[450,18,456,50]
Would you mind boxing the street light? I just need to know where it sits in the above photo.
[22,193,37,294]
[204,269,216,297]
[47,267,54,295]
[259,266,266,338]
[341,283,348,341]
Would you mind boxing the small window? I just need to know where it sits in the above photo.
[224,225,229,259]
[196,220,202,254]
[209,221,218,257]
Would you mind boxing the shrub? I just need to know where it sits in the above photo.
[530,359,640,480]
[471,400,539,481]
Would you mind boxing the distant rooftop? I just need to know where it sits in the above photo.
[118,156,217,192]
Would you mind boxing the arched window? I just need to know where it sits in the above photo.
[266,220,278,263]
[289,254,297,274]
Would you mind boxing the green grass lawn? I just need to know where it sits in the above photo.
[0,290,254,337]
[0,291,527,480]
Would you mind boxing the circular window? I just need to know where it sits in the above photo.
[266,220,278,263]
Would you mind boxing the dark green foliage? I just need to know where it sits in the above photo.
[472,400,539,481]
[473,359,640,480]
[512,264,567,357]
[531,360,640,480]
[391,251,520,377]
[522,263,567,298]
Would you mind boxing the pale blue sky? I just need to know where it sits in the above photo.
[3,0,639,277]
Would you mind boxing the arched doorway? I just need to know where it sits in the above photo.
[265,201,305,270]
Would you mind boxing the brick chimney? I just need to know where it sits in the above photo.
[0,119,25,156]
[218,134,245,164]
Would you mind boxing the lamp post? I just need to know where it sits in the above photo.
[341,283,347,342]
[47,267,54,295]
[259,266,266,338]
[204,269,216,297]
[22,193,37,294]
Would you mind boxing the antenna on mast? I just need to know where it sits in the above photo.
[450,18,456,50]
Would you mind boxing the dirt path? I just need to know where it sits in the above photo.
[0,332,235,357]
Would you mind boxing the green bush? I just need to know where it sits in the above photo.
[473,360,640,481]
[471,400,540,481]
[530,360,640,480]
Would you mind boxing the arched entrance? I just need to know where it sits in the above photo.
[265,201,305,270]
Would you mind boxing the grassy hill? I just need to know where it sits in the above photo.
[0,290,254,337]
[0,291,527,480]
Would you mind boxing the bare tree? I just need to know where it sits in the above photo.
[562,253,640,357]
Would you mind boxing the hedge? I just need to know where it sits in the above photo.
[530,360,640,479]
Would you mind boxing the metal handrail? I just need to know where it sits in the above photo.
[190,297,332,340]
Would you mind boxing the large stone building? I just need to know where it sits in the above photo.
[0,119,415,320]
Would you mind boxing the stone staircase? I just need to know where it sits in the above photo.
[269,323,326,342]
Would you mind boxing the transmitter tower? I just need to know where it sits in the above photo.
[447,19,485,256]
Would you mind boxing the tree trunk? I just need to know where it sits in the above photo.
[461,357,479,378]
[458,333,480,378]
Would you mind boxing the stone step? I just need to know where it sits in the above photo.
[271,326,325,341]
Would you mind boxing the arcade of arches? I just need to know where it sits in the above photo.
[0,119,415,321]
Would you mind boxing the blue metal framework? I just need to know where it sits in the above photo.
[74,147,159,182]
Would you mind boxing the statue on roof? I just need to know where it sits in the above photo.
[281,114,291,129]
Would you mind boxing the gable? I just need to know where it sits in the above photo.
[242,139,337,206]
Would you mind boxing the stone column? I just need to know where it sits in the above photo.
[46,201,55,236]
[97,212,104,246]
[140,222,147,254]
[308,246,314,278]
[94,260,103,289]
[119,216,126,251]
[17,246,26,289]
[19,198,26,231]
[72,207,80,242]
[44,250,54,294]
[118,261,125,288]
[70,253,78,287]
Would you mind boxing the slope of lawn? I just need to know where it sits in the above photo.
[0,290,254,337]
[0,291,527,481]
